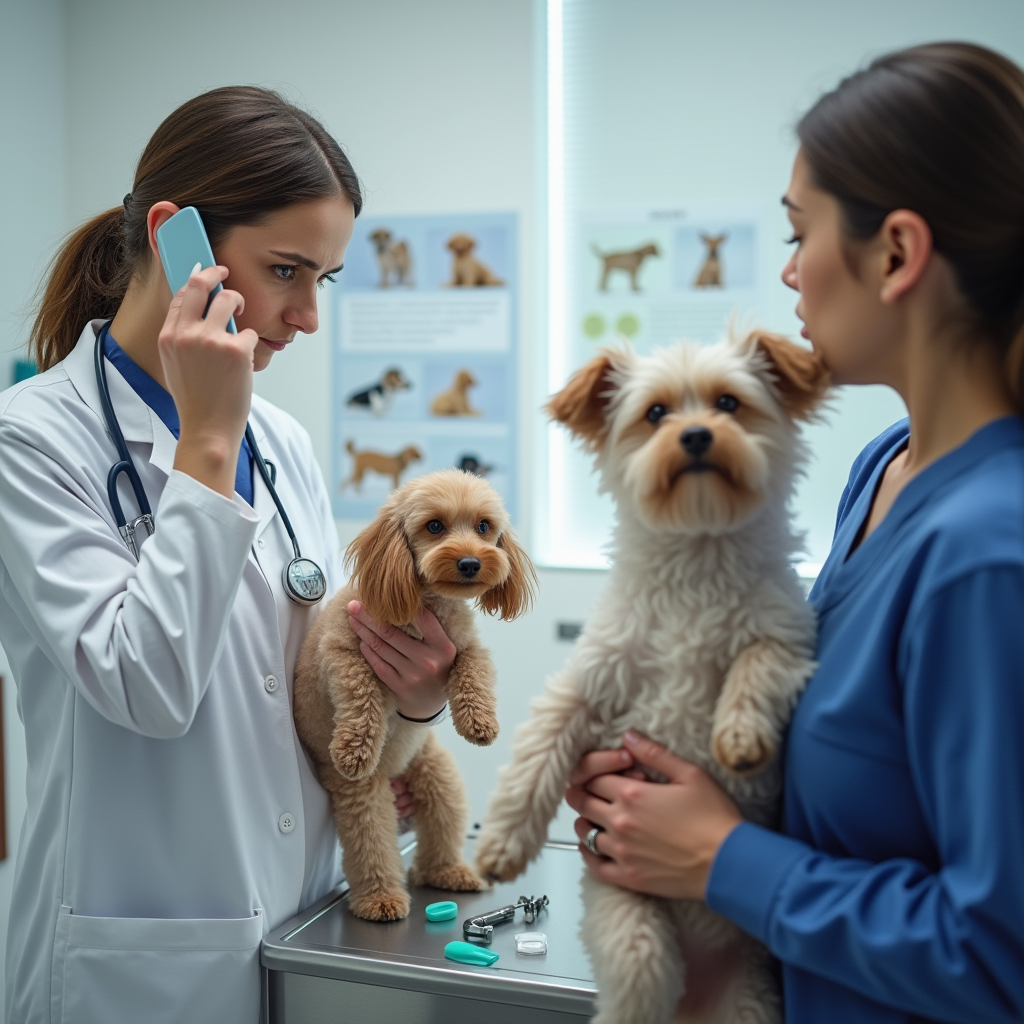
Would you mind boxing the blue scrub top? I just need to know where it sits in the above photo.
[707,416,1024,1024]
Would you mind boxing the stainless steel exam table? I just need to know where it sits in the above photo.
[262,837,597,1023]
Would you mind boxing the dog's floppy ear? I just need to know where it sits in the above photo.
[749,330,830,421]
[478,529,538,621]
[545,349,628,450]
[345,512,421,626]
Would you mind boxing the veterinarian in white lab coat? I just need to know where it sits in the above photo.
[0,87,454,1024]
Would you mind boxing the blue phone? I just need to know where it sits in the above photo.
[155,206,237,334]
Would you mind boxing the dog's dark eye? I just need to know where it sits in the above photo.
[646,404,668,424]
[716,395,740,413]
[426,520,444,535]
[477,520,490,535]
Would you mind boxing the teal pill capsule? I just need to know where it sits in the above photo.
[444,941,499,966]
[425,901,458,922]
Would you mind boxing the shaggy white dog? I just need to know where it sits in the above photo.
[476,329,829,1024]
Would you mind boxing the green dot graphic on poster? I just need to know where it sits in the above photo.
[582,313,606,339]
[616,313,640,338]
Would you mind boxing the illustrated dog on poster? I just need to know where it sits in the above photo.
[456,454,494,477]
[346,368,412,417]
[293,469,536,921]
[342,441,422,491]
[476,328,830,1024]
[694,233,728,288]
[369,228,414,288]
[591,242,660,292]
[430,369,483,417]
[446,233,505,287]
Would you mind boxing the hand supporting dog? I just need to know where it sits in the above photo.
[347,600,453,721]
[567,733,744,901]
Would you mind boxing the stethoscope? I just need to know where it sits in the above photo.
[94,322,326,605]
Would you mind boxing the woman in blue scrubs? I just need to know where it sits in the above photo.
[565,42,1024,1023]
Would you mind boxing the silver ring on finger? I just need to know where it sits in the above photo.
[584,826,604,857]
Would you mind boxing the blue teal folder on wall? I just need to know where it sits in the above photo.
[13,359,38,386]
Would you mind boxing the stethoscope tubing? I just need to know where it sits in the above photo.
[93,322,325,603]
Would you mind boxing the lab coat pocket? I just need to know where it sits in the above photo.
[51,904,264,1024]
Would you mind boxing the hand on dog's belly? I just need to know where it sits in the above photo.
[566,731,743,901]
[391,776,416,820]
[348,600,454,719]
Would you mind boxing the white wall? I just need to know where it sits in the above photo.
[0,0,68,1009]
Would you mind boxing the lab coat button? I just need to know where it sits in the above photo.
[264,674,279,693]
[258,538,265,548]
[278,812,296,833]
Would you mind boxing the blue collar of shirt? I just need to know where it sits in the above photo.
[103,328,181,439]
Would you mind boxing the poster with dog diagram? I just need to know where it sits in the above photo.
[572,206,768,369]
[332,212,518,522]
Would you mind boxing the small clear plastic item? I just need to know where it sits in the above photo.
[514,931,548,955]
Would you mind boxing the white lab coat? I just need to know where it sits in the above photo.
[0,321,345,1024]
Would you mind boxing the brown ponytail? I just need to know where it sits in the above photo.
[30,86,362,371]
[796,43,1024,409]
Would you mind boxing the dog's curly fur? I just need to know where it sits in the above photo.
[294,469,536,922]
[476,329,829,1023]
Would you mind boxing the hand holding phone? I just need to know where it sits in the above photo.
[156,206,237,333]
[155,207,257,498]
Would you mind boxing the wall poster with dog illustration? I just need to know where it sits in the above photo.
[546,206,770,568]
[574,206,767,366]
[332,212,518,522]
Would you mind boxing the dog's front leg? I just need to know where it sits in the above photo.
[582,873,683,1024]
[324,769,411,922]
[324,643,395,781]
[711,638,815,775]
[405,731,484,892]
[476,671,591,882]
[446,645,499,746]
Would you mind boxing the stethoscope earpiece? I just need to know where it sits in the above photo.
[96,323,325,605]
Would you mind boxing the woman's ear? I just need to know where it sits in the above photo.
[545,348,629,450]
[749,330,830,421]
[877,208,933,306]
[345,513,421,625]
[478,529,537,621]
[146,201,182,263]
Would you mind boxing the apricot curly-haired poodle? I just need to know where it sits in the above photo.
[294,469,536,922]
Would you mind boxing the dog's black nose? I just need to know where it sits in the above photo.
[457,557,481,577]
[680,426,713,457]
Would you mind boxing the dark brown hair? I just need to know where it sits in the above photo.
[31,86,362,371]
[797,42,1024,405]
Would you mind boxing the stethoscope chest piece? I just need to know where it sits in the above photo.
[283,557,327,606]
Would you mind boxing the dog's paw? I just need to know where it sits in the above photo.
[347,888,411,922]
[409,862,485,892]
[329,731,381,781]
[475,828,529,883]
[711,715,776,776]
[451,710,500,747]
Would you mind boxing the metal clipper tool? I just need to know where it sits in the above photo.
[463,894,550,944]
